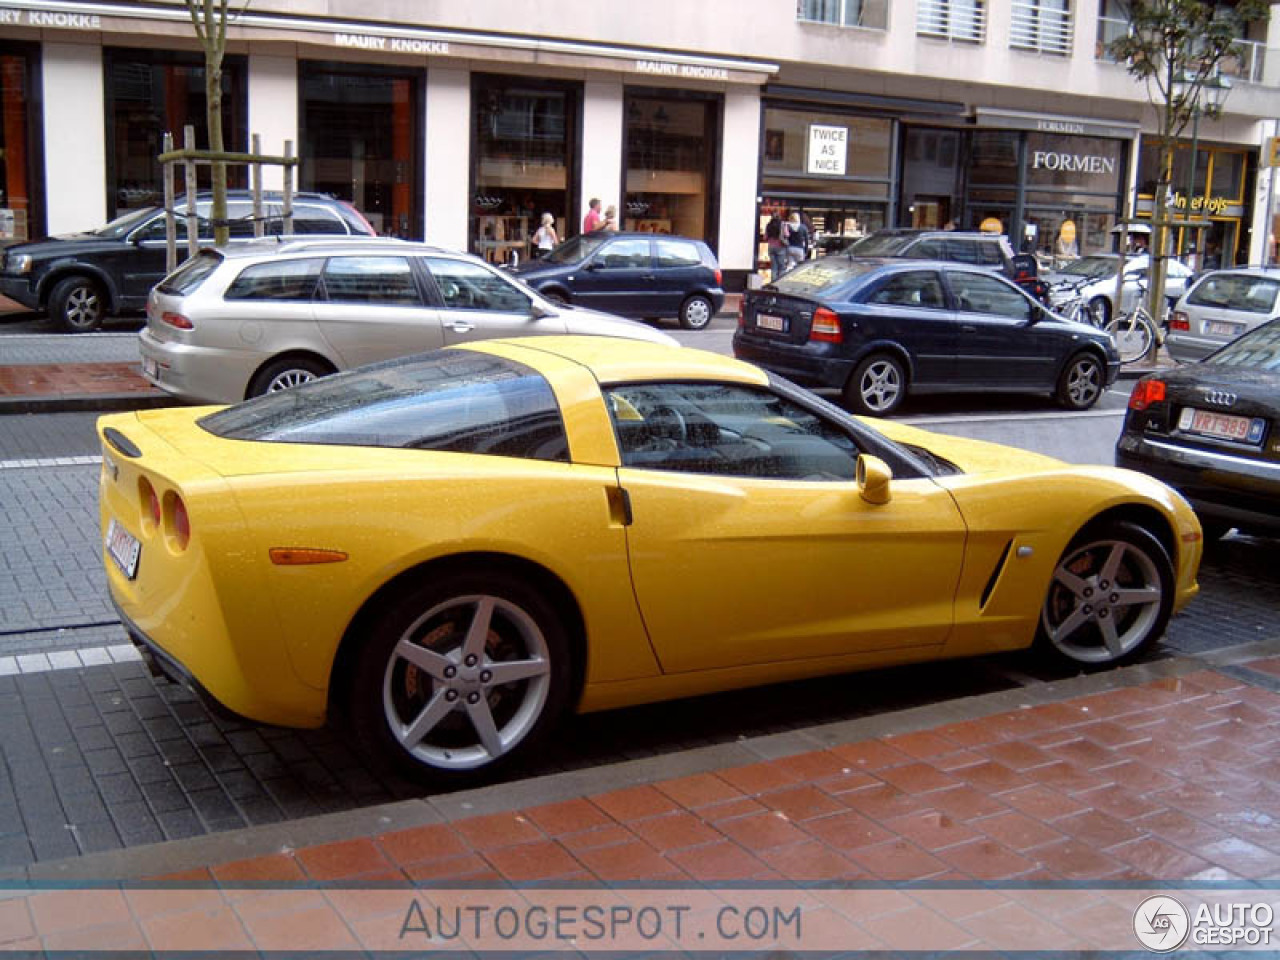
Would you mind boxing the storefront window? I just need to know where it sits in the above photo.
[0,45,38,241]
[300,63,421,239]
[105,49,246,217]
[624,91,720,242]
[472,75,578,264]
[760,106,894,256]
[968,130,1020,187]
[901,127,963,228]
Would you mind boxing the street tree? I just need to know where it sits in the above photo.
[185,0,234,246]
[1107,0,1269,322]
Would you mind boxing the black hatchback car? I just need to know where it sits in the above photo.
[733,257,1119,416]
[846,229,1048,301]
[0,191,374,331]
[1116,319,1280,542]
[510,232,724,330]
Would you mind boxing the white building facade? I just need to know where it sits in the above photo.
[0,0,1276,287]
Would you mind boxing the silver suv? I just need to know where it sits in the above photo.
[139,238,677,404]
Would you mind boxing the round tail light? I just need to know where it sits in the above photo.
[167,493,191,552]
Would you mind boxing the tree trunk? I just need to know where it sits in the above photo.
[206,55,227,247]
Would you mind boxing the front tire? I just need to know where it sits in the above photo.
[350,572,572,784]
[49,276,106,333]
[247,356,333,398]
[679,294,714,331]
[1055,352,1104,410]
[843,354,906,416]
[1037,521,1174,669]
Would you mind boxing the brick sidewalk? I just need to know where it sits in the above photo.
[3,663,1276,951]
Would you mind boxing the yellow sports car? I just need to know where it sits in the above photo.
[98,336,1202,782]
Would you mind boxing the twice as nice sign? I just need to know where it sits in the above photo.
[807,124,848,176]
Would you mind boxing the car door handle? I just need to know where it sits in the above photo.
[641,274,656,281]
[961,325,977,332]
[448,321,474,333]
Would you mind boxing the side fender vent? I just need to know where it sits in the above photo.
[979,539,1014,610]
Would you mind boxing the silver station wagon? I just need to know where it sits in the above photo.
[139,239,678,404]
[1166,267,1280,364]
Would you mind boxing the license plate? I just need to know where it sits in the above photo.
[1178,407,1265,444]
[106,518,141,580]
[1206,321,1243,337]
[141,357,158,379]
[756,313,788,333]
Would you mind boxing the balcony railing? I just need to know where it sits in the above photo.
[1097,17,1270,85]
[1010,1,1073,56]
[917,0,986,43]
[796,0,887,31]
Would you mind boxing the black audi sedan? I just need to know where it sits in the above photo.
[1116,319,1280,541]
[732,257,1119,416]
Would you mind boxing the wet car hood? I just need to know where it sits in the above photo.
[4,233,126,259]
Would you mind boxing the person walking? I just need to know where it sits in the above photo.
[583,198,602,234]
[764,213,786,280]
[783,212,809,271]
[532,212,558,256]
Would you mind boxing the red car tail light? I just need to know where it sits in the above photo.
[810,307,843,343]
[714,268,722,286]
[167,493,191,552]
[140,478,161,530]
[1169,311,1190,331]
[161,311,193,330]
[1129,378,1166,411]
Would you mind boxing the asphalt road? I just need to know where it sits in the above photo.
[0,319,1275,866]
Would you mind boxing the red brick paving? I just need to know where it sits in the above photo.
[3,668,1280,952]
[0,362,154,396]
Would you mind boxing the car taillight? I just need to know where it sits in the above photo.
[1129,378,1167,411]
[140,478,161,530]
[1169,311,1189,331]
[168,493,190,552]
[161,311,193,330]
[810,307,843,343]
[714,269,722,285]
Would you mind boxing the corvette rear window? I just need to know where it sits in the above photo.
[198,351,569,461]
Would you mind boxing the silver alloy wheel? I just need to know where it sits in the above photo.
[1065,357,1101,407]
[64,286,102,330]
[682,296,712,329]
[266,369,319,392]
[382,594,552,771]
[1041,537,1163,663]
[859,359,902,413]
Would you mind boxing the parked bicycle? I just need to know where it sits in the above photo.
[1105,274,1163,366]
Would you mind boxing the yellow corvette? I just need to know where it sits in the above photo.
[98,336,1202,782]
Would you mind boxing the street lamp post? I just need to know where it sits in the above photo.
[1171,69,1232,269]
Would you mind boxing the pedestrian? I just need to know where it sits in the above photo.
[764,213,786,280]
[783,212,809,270]
[600,205,618,231]
[532,212,558,256]
[583,198,602,234]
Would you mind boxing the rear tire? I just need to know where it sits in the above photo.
[1036,521,1174,669]
[247,356,333,398]
[679,294,714,331]
[1055,352,1104,411]
[349,571,572,785]
[843,354,906,416]
[49,275,106,333]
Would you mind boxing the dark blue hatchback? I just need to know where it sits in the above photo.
[511,232,724,330]
[733,257,1119,416]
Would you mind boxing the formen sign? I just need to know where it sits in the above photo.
[1032,151,1116,175]
[808,125,848,176]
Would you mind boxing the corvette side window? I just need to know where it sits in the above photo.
[605,382,860,481]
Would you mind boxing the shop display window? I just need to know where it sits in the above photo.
[624,91,719,242]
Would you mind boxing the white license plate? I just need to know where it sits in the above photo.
[1178,407,1265,444]
[1206,321,1243,337]
[141,357,158,379]
[756,313,788,332]
[106,518,141,580]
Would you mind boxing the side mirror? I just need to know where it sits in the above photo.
[585,261,603,271]
[856,454,892,505]
[530,301,555,320]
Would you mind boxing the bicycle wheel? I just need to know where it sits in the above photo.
[1108,310,1156,365]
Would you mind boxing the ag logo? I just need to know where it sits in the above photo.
[1134,895,1190,952]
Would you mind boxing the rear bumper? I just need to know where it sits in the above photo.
[1116,431,1280,533]
[732,332,854,390]
[1164,332,1221,364]
[139,327,262,404]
